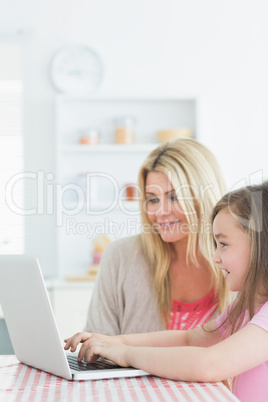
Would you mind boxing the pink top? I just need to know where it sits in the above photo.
[167,289,218,330]
[216,301,268,402]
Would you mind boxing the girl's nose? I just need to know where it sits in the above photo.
[213,249,222,264]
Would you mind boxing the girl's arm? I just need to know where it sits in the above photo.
[64,319,222,355]
[65,323,268,382]
[120,318,223,348]
[126,324,268,382]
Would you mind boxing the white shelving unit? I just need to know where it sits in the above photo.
[62,144,156,153]
[55,96,196,279]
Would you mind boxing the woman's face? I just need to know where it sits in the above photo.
[145,171,189,245]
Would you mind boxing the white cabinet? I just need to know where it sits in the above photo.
[55,96,196,279]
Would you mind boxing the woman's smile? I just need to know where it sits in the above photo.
[157,220,180,230]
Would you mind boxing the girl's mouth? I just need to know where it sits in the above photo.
[224,271,230,280]
[221,268,230,280]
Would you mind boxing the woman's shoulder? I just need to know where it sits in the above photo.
[97,235,151,287]
[100,235,148,275]
[104,235,143,259]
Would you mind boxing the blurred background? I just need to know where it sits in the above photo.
[0,0,267,278]
[1,0,268,348]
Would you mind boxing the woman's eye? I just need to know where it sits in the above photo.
[146,197,159,204]
[170,194,178,202]
[220,242,227,248]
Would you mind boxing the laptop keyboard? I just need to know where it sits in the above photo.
[67,355,122,371]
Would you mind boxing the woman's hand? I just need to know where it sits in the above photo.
[64,332,130,367]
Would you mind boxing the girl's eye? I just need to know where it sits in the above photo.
[220,242,227,248]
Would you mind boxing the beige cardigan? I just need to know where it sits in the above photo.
[84,235,165,335]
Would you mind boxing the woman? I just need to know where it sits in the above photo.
[84,138,231,334]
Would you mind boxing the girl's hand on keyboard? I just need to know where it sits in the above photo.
[64,332,130,367]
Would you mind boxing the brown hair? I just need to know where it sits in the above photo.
[212,181,268,335]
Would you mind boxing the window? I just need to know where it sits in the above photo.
[0,43,24,254]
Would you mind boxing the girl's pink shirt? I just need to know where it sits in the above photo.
[168,289,218,330]
[216,301,268,401]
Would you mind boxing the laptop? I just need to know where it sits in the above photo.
[0,255,149,380]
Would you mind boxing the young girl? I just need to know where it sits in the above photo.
[65,183,268,401]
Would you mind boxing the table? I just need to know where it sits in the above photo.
[0,356,239,401]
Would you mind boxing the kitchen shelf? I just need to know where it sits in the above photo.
[62,144,158,153]
[62,200,139,212]
[56,96,196,279]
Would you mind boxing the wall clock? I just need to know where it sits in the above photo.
[50,46,104,94]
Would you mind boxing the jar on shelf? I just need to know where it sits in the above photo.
[79,127,100,145]
[124,184,137,201]
[115,117,136,144]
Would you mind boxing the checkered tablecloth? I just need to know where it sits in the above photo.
[0,355,239,401]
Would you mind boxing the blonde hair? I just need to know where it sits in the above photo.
[137,138,229,321]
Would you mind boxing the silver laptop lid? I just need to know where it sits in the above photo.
[0,256,72,380]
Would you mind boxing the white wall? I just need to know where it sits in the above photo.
[1,0,267,276]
